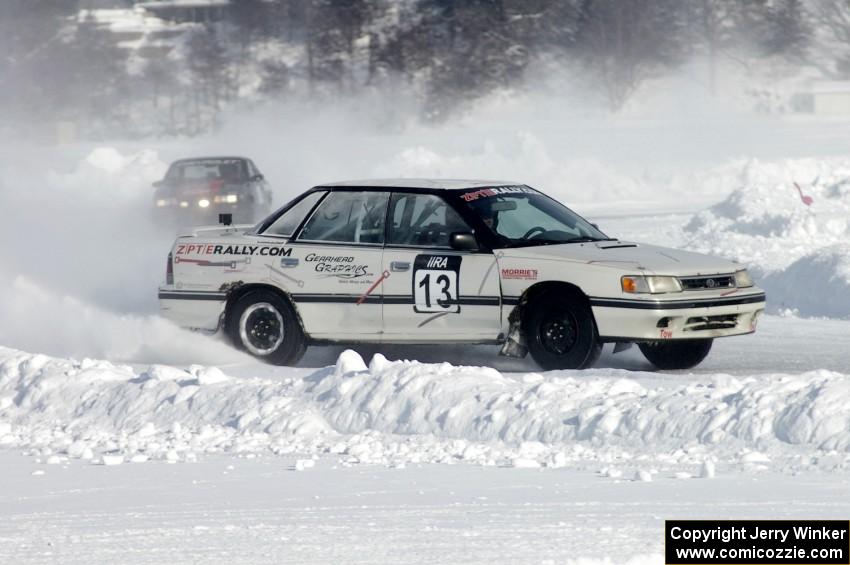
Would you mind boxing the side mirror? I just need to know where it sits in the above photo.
[591,223,600,230]
[450,232,478,251]
[252,174,264,182]
[219,213,233,226]
[153,180,164,189]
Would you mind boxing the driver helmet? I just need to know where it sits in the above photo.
[476,198,499,230]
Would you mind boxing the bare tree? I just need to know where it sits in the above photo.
[575,0,688,111]
[809,0,850,77]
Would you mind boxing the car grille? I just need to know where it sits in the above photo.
[679,274,736,291]
[684,314,739,331]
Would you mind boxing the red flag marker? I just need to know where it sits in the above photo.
[793,182,813,206]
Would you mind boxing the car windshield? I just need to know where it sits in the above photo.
[457,186,611,247]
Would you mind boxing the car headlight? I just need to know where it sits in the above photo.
[621,275,682,294]
[735,269,754,288]
[198,199,210,208]
[213,194,239,204]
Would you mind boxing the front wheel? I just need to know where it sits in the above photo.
[226,290,307,365]
[638,339,712,370]
[523,291,601,370]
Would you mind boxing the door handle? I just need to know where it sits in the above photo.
[390,261,410,272]
[280,257,299,268]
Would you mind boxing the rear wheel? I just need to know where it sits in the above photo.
[638,339,712,370]
[226,290,307,365]
[523,290,601,370]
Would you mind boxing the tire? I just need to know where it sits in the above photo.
[523,290,601,370]
[226,290,307,365]
[638,339,712,370]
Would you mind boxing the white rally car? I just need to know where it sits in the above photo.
[158,180,765,370]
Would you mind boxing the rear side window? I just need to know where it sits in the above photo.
[298,191,389,245]
[388,193,470,248]
[264,191,325,237]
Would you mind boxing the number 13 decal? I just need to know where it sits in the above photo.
[413,255,462,314]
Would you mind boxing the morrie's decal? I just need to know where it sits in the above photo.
[413,254,461,313]
[305,253,372,280]
[501,268,538,280]
[175,243,292,257]
[460,185,536,202]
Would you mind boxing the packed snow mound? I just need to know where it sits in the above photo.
[684,158,850,317]
[761,245,850,317]
[2,348,849,473]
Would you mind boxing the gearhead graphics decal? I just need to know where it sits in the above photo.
[305,253,372,281]
[413,254,461,313]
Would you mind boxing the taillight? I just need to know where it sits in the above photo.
[166,252,174,285]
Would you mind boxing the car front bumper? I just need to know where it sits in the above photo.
[591,290,766,341]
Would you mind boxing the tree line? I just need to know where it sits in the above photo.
[0,0,844,139]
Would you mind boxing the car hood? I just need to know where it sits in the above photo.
[501,241,741,276]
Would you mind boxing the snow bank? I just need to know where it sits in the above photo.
[683,158,850,317]
[2,348,848,474]
[760,245,850,317]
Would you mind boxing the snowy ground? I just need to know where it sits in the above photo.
[3,451,849,565]
[2,116,850,562]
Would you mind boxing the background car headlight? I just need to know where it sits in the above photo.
[214,194,239,204]
[621,275,682,294]
[198,199,210,208]
[735,269,754,288]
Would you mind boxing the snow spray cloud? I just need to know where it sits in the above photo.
[0,275,249,365]
[0,146,250,363]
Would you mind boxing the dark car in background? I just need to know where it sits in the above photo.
[153,157,273,226]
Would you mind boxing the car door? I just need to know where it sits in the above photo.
[381,192,502,342]
[280,190,389,340]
